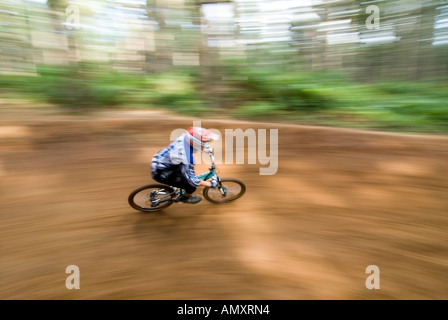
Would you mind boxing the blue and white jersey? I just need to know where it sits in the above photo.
[151,133,201,187]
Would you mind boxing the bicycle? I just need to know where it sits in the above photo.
[128,147,246,212]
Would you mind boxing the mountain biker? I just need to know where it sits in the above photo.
[151,127,219,204]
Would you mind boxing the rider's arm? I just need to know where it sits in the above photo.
[199,180,212,187]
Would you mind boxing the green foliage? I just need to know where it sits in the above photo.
[235,101,283,118]
[1,62,447,134]
[0,64,207,114]
[35,64,125,109]
[222,64,448,133]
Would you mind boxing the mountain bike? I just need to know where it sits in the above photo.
[128,147,246,212]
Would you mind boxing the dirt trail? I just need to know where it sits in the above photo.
[1,106,448,299]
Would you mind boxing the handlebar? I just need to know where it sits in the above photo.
[204,145,215,163]
[205,146,216,171]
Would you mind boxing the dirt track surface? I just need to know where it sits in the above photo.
[1,104,448,300]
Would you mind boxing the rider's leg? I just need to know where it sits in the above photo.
[178,181,201,204]
[153,168,201,204]
[170,173,201,204]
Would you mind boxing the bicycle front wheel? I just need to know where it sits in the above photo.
[128,184,175,212]
[203,178,246,204]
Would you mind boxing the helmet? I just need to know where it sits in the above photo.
[186,127,219,150]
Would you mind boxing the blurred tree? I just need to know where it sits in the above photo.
[46,0,73,63]
[145,0,170,72]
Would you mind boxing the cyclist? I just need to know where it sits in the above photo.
[151,127,219,204]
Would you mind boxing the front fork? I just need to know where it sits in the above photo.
[208,170,226,197]
[216,176,227,197]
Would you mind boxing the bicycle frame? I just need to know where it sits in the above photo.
[153,148,223,205]
[196,149,218,182]
[200,148,226,196]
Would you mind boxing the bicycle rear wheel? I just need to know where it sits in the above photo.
[203,178,246,204]
[128,184,175,212]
